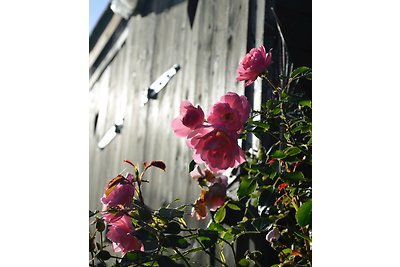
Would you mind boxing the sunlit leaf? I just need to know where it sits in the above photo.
[238,258,252,267]
[237,177,257,199]
[227,203,241,211]
[214,205,226,223]
[291,66,310,79]
[208,222,226,232]
[296,199,312,226]
[284,146,301,157]
[298,100,312,108]
[270,150,286,159]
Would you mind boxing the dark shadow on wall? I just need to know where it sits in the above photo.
[132,0,185,17]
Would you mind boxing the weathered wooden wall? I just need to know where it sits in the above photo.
[89,0,250,220]
[89,0,312,265]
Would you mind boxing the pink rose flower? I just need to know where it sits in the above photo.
[187,126,245,172]
[236,45,272,86]
[101,173,135,208]
[171,100,205,137]
[106,214,144,256]
[207,92,250,132]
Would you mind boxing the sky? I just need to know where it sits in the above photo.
[89,0,110,34]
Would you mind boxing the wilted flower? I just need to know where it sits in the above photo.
[266,228,280,242]
[190,166,216,184]
[187,126,245,172]
[207,92,250,132]
[192,189,208,220]
[101,173,135,208]
[171,100,205,137]
[191,170,228,220]
[106,214,144,256]
[236,45,273,86]
[205,176,228,211]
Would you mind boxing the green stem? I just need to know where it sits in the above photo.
[301,227,312,264]
[174,247,191,267]
[261,74,279,92]
[217,237,237,266]
[183,227,229,267]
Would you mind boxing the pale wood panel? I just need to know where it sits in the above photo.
[89,2,251,264]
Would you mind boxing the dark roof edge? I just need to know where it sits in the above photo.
[89,4,114,52]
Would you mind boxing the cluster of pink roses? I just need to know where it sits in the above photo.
[172,92,250,172]
[101,173,144,256]
[95,44,273,256]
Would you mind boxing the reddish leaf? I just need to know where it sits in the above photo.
[123,159,135,167]
[144,160,166,172]
[291,250,301,256]
[278,182,288,192]
[104,174,126,196]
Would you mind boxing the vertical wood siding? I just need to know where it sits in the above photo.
[89,0,251,263]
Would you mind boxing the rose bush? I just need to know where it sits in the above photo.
[90,44,312,267]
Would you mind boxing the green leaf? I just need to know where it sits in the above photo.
[222,231,234,241]
[281,171,305,182]
[214,206,226,224]
[164,222,181,235]
[197,229,218,248]
[296,199,312,226]
[270,150,286,159]
[258,185,276,208]
[299,99,312,108]
[294,231,312,242]
[208,222,226,232]
[138,207,152,222]
[238,258,252,267]
[158,208,184,220]
[237,177,257,199]
[157,256,185,267]
[251,121,270,131]
[227,203,241,211]
[291,66,310,79]
[161,235,190,249]
[122,251,151,264]
[189,160,196,173]
[252,217,272,231]
[135,228,159,251]
[96,250,111,261]
[284,146,302,157]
